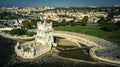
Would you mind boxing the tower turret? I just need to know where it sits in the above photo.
[35,20,54,46]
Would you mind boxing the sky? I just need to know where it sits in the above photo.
[0,0,120,7]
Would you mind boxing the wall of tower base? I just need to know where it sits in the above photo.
[15,42,52,60]
[16,49,51,59]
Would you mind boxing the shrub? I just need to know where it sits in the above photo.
[22,20,32,29]
[25,31,36,36]
[51,20,59,27]
[60,22,69,26]
[116,21,120,28]
[10,28,26,35]
[101,23,119,32]
[81,16,89,26]
[97,17,108,25]
[69,20,76,26]
[81,21,87,26]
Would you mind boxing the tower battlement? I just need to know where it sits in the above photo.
[36,20,54,45]
[37,21,52,31]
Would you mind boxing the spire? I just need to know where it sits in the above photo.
[50,21,52,25]
[16,41,20,46]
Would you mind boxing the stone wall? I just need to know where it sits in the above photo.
[15,41,52,59]
[0,33,35,40]
[54,31,120,65]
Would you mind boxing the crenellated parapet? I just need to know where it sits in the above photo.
[37,21,53,31]
[36,20,54,46]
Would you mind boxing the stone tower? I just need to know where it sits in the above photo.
[35,20,54,46]
[15,20,55,59]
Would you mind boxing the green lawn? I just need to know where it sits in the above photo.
[54,24,120,44]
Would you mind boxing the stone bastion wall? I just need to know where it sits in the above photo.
[15,41,51,59]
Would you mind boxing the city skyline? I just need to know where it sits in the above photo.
[0,0,120,7]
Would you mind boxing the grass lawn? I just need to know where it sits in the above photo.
[54,24,120,44]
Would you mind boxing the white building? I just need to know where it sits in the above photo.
[15,20,55,59]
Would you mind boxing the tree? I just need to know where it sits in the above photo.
[76,20,82,26]
[25,31,36,36]
[116,21,120,29]
[31,19,37,27]
[98,16,119,32]
[22,20,32,29]
[116,21,120,26]
[106,8,114,21]
[48,20,59,27]
[101,23,119,32]
[81,16,89,26]
[60,19,69,26]
[10,28,26,35]
[97,16,107,25]
[69,20,76,26]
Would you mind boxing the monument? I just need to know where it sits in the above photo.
[15,20,56,59]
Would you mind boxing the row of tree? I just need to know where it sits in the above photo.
[10,28,36,36]
[47,16,89,27]
[97,8,120,32]
[9,16,89,36]
[97,16,120,32]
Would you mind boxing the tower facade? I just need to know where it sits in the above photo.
[15,20,55,59]
[35,20,54,46]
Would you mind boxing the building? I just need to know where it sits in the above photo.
[15,20,56,59]
[114,15,120,22]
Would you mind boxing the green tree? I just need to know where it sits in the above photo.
[25,31,36,36]
[101,23,119,32]
[47,20,59,27]
[10,28,26,35]
[69,20,76,26]
[22,20,32,29]
[106,8,114,21]
[60,19,69,26]
[116,21,120,26]
[97,16,107,25]
[81,16,89,26]
[116,21,120,29]
[98,16,119,32]
[76,20,82,26]
[31,19,37,27]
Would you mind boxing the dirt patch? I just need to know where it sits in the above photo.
[57,39,77,47]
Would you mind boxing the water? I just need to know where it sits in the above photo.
[0,36,15,67]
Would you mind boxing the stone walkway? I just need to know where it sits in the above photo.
[54,31,120,65]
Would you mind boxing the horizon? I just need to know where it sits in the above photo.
[0,0,120,8]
